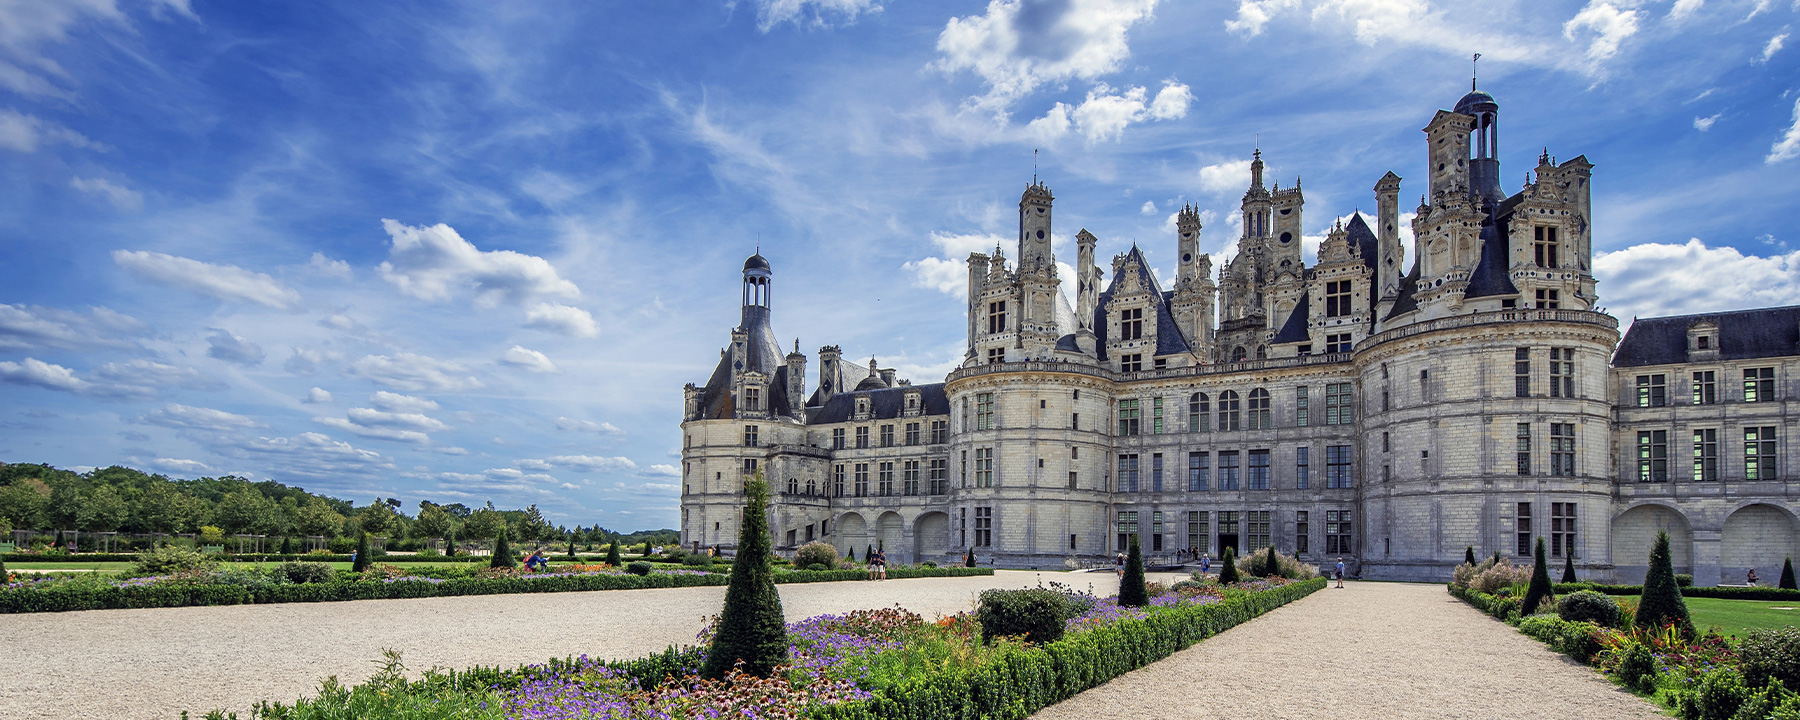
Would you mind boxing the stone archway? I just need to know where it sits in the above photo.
[1612,504,1693,584]
[877,511,904,563]
[913,512,950,566]
[836,512,868,558]
[1722,504,1799,585]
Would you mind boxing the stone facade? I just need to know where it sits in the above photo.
[678,84,1800,585]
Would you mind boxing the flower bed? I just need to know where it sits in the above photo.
[0,563,994,613]
[219,576,1323,720]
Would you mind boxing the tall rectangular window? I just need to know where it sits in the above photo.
[1693,371,1717,405]
[1551,423,1576,476]
[1118,399,1140,435]
[879,424,894,447]
[1325,383,1354,425]
[1247,449,1270,490]
[1534,225,1559,267]
[1295,446,1310,489]
[930,420,949,443]
[1516,423,1532,475]
[1693,429,1718,481]
[1247,389,1271,430]
[974,507,993,547]
[1120,307,1143,340]
[1295,510,1310,555]
[1188,451,1210,491]
[1326,445,1354,488]
[1218,511,1239,554]
[744,425,759,447]
[1551,502,1577,558]
[1325,280,1352,317]
[878,461,894,496]
[1149,453,1163,492]
[1636,375,1666,407]
[832,427,845,449]
[1515,347,1531,397]
[1218,391,1241,431]
[976,393,995,430]
[1549,348,1574,398]
[1246,511,1271,552]
[1188,393,1210,432]
[1746,368,1776,402]
[1295,386,1310,427]
[1152,397,1165,435]
[854,463,869,496]
[1516,502,1532,556]
[929,458,948,494]
[1188,511,1208,555]
[1536,288,1560,309]
[855,426,869,448]
[975,448,994,487]
[1120,353,1143,372]
[905,422,920,446]
[1115,510,1138,552]
[1152,511,1165,551]
[1637,430,1668,482]
[1326,510,1352,555]
[987,301,1006,333]
[1746,426,1778,480]
[1117,454,1140,492]
[833,464,845,497]
[903,460,920,495]
[1218,451,1240,490]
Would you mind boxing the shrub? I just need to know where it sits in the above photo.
[1119,535,1148,607]
[1677,574,1694,588]
[416,546,441,557]
[845,546,855,563]
[965,547,975,568]
[1235,548,1319,580]
[682,553,714,569]
[805,563,829,572]
[352,532,371,573]
[1740,628,1800,691]
[1519,615,1604,663]
[606,541,622,567]
[328,535,355,554]
[977,587,1073,645]
[1466,546,1477,566]
[700,473,786,680]
[276,561,336,585]
[1562,552,1578,584]
[1521,537,1554,617]
[1639,531,1694,636]
[1471,558,1532,595]
[197,526,225,544]
[1259,546,1280,577]
[795,541,839,570]
[491,530,516,570]
[1784,558,1797,591]
[921,561,936,568]
[133,544,217,575]
[642,540,652,557]
[1677,667,1750,720]
[664,547,688,562]
[626,561,652,576]
[1558,590,1620,627]
[1218,547,1239,584]
[1614,641,1656,688]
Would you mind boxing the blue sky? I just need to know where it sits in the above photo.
[2,0,1797,529]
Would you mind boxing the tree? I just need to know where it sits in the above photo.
[1219,547,1239,584]
[700,474,787,680]
[0,478,50,529]
[78,485,129,532]
[45,477,83,530]
[413,502,453,540]
[357,500,398,537]
[642,539,652,557]
[138,481,199,534]
[518,505,552,542]
[845,546,855,563]
[1119,535,1148,606]
[1465,546,1477,566]
[606,540,622,566]
[1783,558,1797,591]
[293,497,346,539]
[1261,545,1280,577]
[1562,551,1579,584]
[215,489,268,536]
[964,547,975,568]
[463,507,504,542]
[491,529,516,569]
[1522,537,1554,616]
[352,531,371,573]
[1637,530,1693,635]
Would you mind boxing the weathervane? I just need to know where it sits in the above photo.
[1472,52,1482,91]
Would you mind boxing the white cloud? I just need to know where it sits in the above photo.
[753,0,882,31]
[1022,102,1072,144]
[377,218,579,307]
[1770,98,1800,164]
[933,0,1160,113]
[0,357,87,393]
[0,0,194,98]
[314,417,431,445]
[283,347,331,375]
[347,353,483,393]
[644,464,681,477]
[1058,80,1190,141]
[1140,201,1157,215]
[0,109,102,152]
[1694,113,1721,131]
[304,387,333,404]
[1225,0,1300,37]
[1761,32,1788,63]
[91,359,216,397]
[904,231,1010,294]
[556,417,625,435]
[501,345,558,373]
[1668,0,1704,21]
[145,457,212,475]
[69,176,142,210]
[214,432,393,483]
[370,391,438,413]
[544,455,638,472]
[141,403,261,432]
[308,252,351,278]
[113,250,303,309]
[1595,239,1800,320]
[1148,82,1192,120]
[523,302,599,337]
[0,303,145,351]
[206,329,265,366]
[1198,158,1253,194]
[1563,1,1641,63]
[343,407,448,432]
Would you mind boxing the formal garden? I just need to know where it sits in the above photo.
[1450,533,1800,719]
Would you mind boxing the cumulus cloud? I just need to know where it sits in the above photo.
[523,302,599,337]
[283,347,331,375]
[1197,158,1253,194]
[643,464,681,477]
[377,219,579,307]
[1563,0,1641,63]
[206,329,265,366]
[500,345,558,373]
[1225,0,1300,36]
[140,403,261,432]
[113,250,303,309]
[0,357,87,392]
[543,455,638,472]
[1770,98,1800,164]
[557,417,625,435]
[1595,239,1800,320]
[0,109,103,152]
[370,391,438,413]
[304,387,332,404]
[933,0,1160,113]
[69,176,142,210]
[308,252,351,278]
[753,0,882,31]
[903,231,1010,294]
[0,303,145,351]
[1030,81,1192,142]
[347,353,483,392]
[1694,113,1721,131]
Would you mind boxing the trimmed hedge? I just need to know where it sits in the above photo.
[0,566,995,613]
[812,578,1325,719]
[1553,582,1800,602]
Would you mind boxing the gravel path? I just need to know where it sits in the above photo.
[0,570,1152,720]
[1031,581,1664,720]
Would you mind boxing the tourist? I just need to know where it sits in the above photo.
[1335,558,1346,588]
[524,548,547,572]
[876,549,888,580]
[1200,554,1211,576]
[1749,568,1760,586]
[1115,552,1125,577]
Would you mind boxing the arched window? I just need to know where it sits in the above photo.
[1248,388,1271,430]
[1218,390,1241,431]
[787,478,799,495]
[1256,345,1268,360]
[1232,346,1248,362]
[1188,392,1210,432]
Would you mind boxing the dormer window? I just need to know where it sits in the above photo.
[1325,281,1352,317]
[1697,336,1711,350]
[855,397,871,419]
[987,301,1007,333]
[744,387,761,411]
[1121,307,1143,340]
[1534,226,1559,267]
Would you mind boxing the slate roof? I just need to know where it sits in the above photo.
[1613,305,1800,368]
[1092,245,1191,359]
[695,306,790,420]
[1384,263,1422,320]
[809,383,952,423]
[1270,290,1312,344]
[1464,211,1520,299]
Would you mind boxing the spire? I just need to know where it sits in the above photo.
[1472,52,1481,91]
[1250,147,1265,190]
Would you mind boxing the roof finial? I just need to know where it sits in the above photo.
[1033,148,1038,184]
[1472,52,1481,91]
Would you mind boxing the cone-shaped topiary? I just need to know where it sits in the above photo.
[1522,536,1554,616]
[1219,546,1239,584]
[606,540,622,566]
[700,473,787,680]
[280,536,293,555]
[1783,558,1797,590]
[1261,546,1280,577]
[491,529,516,569]
[352,531,371,573]
[965,546,975,568]
[1493,550,1503,565]
[642,540,652,557]
[1637,530,1693,635]
[845,546,855,563]
[567,537,577,558]
[1465,546,1477,566]
[868,544,875,563]
[1119,534,1149,606]
[1562,551,1578,584]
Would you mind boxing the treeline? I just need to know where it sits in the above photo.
[0,462,676,546]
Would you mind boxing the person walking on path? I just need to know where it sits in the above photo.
[1335,558,1346,588]
[872,549,887,581]
[1200,554,1211,576]
[1749,568,1760,586]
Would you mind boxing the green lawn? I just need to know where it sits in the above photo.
[1684,597,1800,636]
